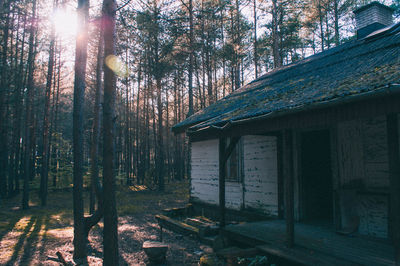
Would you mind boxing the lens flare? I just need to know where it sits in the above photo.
[105,55,129,77]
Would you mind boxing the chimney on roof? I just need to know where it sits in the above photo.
[354,1,394,39]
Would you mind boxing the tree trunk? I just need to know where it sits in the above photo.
[102,0,119,264]
[220,6,226,97]
[166,89,171,182]
[234,0,240,90]
[318,0,325,51]
[52,43,62,187]
[8,6,21,197]
[22,0,37,210]
[29,111,37,181]
[156,78,164,191]
[89,24,104,215]
[206,47,213,105]
[253,0,258,79]
[135,61,141,184]
[13,12,28,194]
[72,0,89,262]
[272,0,281,68]
[187,0,194,117]
[10,9,26,197]
[0,1,11,199]
[334,0,339,46]
[40,1,56,206]
[125,49,131,186]
[325,3,330,49]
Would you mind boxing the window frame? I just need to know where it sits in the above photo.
[225,138,243,183]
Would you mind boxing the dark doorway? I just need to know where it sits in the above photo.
[301,130,333,222]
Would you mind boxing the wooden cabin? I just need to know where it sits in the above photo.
[173,2,400,264]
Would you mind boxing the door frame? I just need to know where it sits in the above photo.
[296,127,336,225]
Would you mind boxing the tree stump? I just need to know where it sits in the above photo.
[142,241,168,263]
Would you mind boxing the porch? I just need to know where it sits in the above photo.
[223,219,395,265]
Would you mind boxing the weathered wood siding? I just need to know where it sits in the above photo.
[362,117,389,188]
[190,136,279,214]
[190,139,243,210]
[190,139,219,205]
[358,194,388,238]
[225,182,243,210]
[337,120,366,186]
[243,135,279,216]
[337,116,390,238]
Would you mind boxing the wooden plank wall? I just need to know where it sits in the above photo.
[337,115,390,238]
[225,182,243,210]
[243,135,279,216]
[190,135,279,215]
[337,120,366,186]
[358,195,388,238]
[363,116,389,188]
[191,139,243,210]
[191,139,219,205]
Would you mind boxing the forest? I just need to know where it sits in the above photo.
[0,0,399,264]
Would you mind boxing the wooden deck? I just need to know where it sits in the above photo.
[223,220,395,265]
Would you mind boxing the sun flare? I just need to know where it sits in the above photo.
[52,8,78,39]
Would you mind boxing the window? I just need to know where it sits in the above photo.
[226,138,243,182]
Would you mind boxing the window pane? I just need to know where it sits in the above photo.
[226,138,241,182]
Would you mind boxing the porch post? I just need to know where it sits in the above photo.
[283,129,294,248]
[219,137,227,228]
[387,114,400,265]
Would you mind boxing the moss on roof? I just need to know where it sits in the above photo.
[173,23,400,133]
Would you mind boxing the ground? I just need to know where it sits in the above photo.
[0,181,210,265]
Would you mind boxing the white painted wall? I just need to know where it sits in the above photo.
[190,139,219,205]
[225,182,243,210]
[190,139,244,210]
[243,135,279,216]
[190,135,279,215]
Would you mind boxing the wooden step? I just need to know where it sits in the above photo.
[155,214,199,236]
[185,217,211,227]
[156,214,222,246]
[185,218,218,237]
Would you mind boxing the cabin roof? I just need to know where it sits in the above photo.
[172,23,400,134]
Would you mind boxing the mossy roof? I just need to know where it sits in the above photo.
[173,23,400,134]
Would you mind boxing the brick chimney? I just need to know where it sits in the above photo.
[354,2,394,39]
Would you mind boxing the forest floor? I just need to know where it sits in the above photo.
[0,181,211,265]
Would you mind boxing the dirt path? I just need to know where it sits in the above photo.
[0,182,209,265]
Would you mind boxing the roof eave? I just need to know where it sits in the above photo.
[187,83,400,136]
[172,119,213,134]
